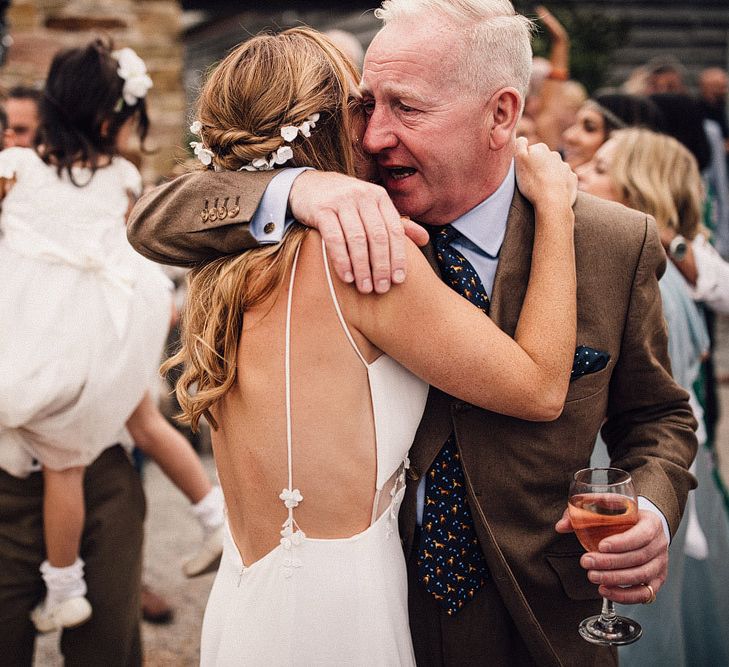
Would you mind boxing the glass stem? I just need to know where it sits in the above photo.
[600,597,617,624]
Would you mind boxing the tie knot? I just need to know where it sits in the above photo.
[434,224,461,250]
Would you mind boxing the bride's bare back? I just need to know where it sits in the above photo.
[211,232,385,566]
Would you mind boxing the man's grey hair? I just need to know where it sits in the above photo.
[374,0,534,103]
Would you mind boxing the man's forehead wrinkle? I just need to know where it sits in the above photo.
[363,54,446,94]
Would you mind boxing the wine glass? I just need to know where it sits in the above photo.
[568,467,643,645]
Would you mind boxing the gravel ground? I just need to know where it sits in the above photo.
[31,315,729,666]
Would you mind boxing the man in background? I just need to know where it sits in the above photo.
[4,86,40,147]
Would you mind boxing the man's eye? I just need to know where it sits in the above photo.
[362,100,375,116]
[399,104,416,113]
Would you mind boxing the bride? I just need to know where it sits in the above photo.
[165,27,576,666]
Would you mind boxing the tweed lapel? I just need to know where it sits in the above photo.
[489,188,535,334]
[458,191,564,667]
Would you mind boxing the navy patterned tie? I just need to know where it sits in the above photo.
[417,225,489,615]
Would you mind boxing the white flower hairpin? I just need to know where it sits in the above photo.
[189,121,214,166]
[187,113,320,170]
[111,47,153,109]
[189,141,213,166]
[239,113,320,171]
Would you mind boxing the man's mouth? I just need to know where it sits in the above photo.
[384,166,417,181]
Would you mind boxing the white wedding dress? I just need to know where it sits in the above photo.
[200,241,429,666]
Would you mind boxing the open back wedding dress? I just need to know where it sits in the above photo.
[200,239,428,666]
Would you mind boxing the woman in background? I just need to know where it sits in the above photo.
[579,127,729,667]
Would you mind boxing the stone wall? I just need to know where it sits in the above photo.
[2,0,186,182]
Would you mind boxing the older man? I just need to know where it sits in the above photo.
[129,1,696,664]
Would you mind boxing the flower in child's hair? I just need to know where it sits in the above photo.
[189,120,203,136]
[279,488,303,509]
[112,47,153,106]
[190,141,214,166]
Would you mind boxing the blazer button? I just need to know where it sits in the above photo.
[264,222,276,234]
[407,466,420,481]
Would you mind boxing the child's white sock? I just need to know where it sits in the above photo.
[39,557,87,608]
[191,486,224,534]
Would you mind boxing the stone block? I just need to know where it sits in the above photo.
[7,3,39,30]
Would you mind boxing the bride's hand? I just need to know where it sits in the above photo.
[515,137,577,212]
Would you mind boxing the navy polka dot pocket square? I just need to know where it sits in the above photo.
[570,345,610,382]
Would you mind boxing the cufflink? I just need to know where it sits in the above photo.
[264,221,276,234]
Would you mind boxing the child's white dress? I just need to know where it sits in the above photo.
[0,147,172,476]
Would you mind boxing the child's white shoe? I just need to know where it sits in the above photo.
[185,486,225,577]
[183,524,224,577]
[30,596,92,633]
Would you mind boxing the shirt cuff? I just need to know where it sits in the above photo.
[638,496,671,543]
[249,167,311,243]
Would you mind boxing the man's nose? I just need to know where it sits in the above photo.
[362,106,397,155]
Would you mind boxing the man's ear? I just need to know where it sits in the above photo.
[488,88,522,151]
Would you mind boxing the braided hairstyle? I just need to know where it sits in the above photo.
[194,27,362,176]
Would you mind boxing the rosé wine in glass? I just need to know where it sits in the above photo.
[569,493,639,552]
[567,467,643,645]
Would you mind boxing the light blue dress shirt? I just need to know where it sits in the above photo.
[249,167,310,244]
[249,163,669,539]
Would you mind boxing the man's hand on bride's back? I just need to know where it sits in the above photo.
[289,170,429,294]
[514,137,578,212]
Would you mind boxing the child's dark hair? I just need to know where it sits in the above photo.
[38,38,150,185]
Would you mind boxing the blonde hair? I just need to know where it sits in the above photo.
[194,28,361,175]
[607,128,704,240]
[164,28,361,431]
[375,0,534,102]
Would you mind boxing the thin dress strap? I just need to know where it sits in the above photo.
[321,237,368,367]
[279,243,305,576]
[285,244,300,505]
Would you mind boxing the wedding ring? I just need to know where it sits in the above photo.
[641,583,656,605]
